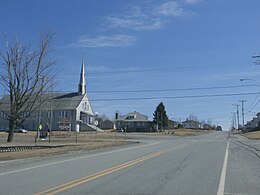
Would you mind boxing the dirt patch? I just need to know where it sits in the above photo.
[241,131,260,140]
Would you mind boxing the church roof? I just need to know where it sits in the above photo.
[44,93,85,110]
[0,92,85,111]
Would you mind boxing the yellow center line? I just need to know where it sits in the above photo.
[34,151,164,195]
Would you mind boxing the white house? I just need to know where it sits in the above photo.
[182,119,202,129]
[115,111,153,132]
[245,113,260,130]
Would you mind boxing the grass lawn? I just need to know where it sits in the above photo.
[0,131,133,160]
[241,130,260,140]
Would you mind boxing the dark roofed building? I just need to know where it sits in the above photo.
[115,111,153,132]
[0,61,95,131]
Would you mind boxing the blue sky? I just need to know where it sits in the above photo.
[1,0,260,130]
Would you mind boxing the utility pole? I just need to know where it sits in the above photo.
[231,117,235,131]
[231,112,236,130]
[161,113,163,131]
[232,104,240,130]
[233,112,236,129]
[37,76,44,141]
[156,111,159,131]
[49,82,53,143]
[239,100,247,128]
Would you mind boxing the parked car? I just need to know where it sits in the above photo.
[15,128,28,133]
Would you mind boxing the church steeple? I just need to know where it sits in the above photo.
[78,59,86,95]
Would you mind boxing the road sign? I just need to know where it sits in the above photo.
[58,118,71,131]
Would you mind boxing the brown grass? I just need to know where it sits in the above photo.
[0,141,130,160]
[135,129,212,136]
[0,131,133,160]
[0,131,130,143]
[241,130,260,140]
[165,129,212,136]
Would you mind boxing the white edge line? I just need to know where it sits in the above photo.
[0,159,23,164]
[0,141,160,176]
[217,141,229,195]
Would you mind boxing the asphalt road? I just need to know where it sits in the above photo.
[0,131,259,195]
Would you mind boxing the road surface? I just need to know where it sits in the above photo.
[0,131,259,195]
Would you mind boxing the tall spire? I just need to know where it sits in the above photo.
[78,59,86,95]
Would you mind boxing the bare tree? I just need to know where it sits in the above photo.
[0,32,55,142]
[188,114,199,122]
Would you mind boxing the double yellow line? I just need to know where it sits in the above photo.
[35,151,163,195]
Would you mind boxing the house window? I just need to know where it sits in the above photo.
[126,116,134,120]
[137,122,144,127]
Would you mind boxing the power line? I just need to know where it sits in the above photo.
[88,84,256,93]
[245,98,260,114]
[1,92,260,104]
[43,84,256,94]
[245,94,260,111]
[88,92,260,102]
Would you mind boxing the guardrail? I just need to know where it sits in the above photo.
[0,145,77,153]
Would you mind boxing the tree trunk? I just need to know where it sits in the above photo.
[7,119,15,142]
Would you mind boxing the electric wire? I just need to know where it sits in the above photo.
[1,91,258,104]
[245,94,260,112]
[87,84,257,93]
[88,92,260,102]
[245,98,260,114]
[24,84,256,94]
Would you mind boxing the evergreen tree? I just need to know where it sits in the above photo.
[153,102,169,130]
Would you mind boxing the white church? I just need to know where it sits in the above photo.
[0,61,96,132]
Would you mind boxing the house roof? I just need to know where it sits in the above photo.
[182,119,201,124]
[0,93,85,111]
[116,112,150,122]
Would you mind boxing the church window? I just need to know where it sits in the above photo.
[59,111,67,118]
[0,112,3,118]
[47,111,52,118]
